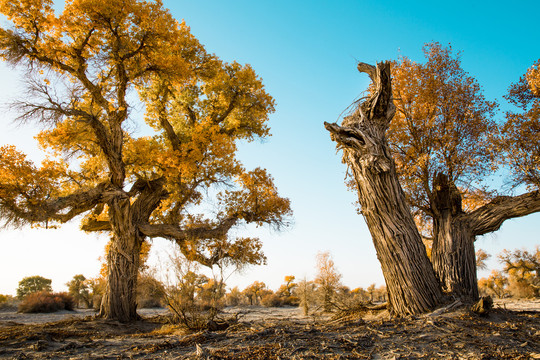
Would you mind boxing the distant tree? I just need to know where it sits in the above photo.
[366,283,376,302]
[278,275,297,297]
[296,278,317,315]
[136,270,165,308]
[17,275,52,299]
[242,281,267,305]
[478,270,508,298]
[476,249,491,271]
[314,251,342,312]
[0,0,290,322]
[66,274,91,308]
[225,286,242,306]
[499,247,539,298]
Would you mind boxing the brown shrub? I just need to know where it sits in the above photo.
[0,294,18,311]
[282,295,300,306]
[261,294,283,308]
[18,291,75,313]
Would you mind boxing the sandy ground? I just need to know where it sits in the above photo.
[1,299,537,325]
[0,300,538,359]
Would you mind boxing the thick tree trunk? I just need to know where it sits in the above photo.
[431,173,478,301]
[99,198,142,322]
[325,62,443,316]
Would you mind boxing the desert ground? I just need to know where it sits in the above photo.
[0,299,539,359]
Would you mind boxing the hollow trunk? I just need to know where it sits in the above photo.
[431,173,478,301]
[325,62,443,316]
[99,198,142,322]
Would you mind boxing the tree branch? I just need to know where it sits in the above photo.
[323,122,367,151]
[467,190,540,236]
[0,183,124,226]
[138,217,238,241]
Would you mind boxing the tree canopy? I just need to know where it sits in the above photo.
[388,42,499,228]
[17,275,52,299]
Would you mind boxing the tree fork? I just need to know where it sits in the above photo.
[325,61,443,316]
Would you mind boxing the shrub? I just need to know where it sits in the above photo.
[281,295,300,306]
[18,291,75,313]
[261,294,283,308]
[137,273,165,308]
[0,294,18,311]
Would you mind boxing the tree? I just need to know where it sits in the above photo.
[296,278,316,315]
[0,0,291,322]
[499,59,540,189]
[242,281,267,305]
[325,62,444,316]
[387,44,540,301]
[326,46,540,315]
[17,275,52,299]
[314,251,342,312]
[66,274,91,308]
[478,270,508,298]
[499,247,539,298]
[476,249,491,271]
[278,275,297,297]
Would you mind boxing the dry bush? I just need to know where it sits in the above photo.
[225,286,242,306]
[281,295,300,306]
[261,293,283,307]
[18,291,74,313]
[315,252,342,312]
[0,294,18,311]
[137,272,166,308]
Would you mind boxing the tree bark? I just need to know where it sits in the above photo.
[99,197,142,322]
[325,62,443,316]
[431,173,478,301]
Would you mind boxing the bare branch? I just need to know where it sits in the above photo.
[467,190,540,236]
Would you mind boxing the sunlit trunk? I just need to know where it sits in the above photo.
[325,62,444,316]
[347,152,443,316]
[99,198,142,322]
[431,173,479,301]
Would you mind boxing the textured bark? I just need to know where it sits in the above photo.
[431,174,540,301]
[431,173,478,300]
[99,197,142,322]
[325,62,443,316]
[468,190,540,236]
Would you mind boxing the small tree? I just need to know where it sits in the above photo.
[66,274,92,308]
[242,281,267,305]
[278,275,297,297]
[17,275,52,299]
[499,247,539,298]
[314,251,342,312]
[296,278,317,315]
[478,270,508,298]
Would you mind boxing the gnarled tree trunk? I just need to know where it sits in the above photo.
[431,173,478,301]
[99,197,142,322]
[325,62,443,316]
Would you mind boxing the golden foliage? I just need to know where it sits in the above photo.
[0,0,291,272]
[388,42,499,230]
[500,59,540,189]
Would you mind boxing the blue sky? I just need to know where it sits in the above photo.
[0,0,539,295]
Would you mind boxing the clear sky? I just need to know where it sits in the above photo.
[0,0,539,295]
